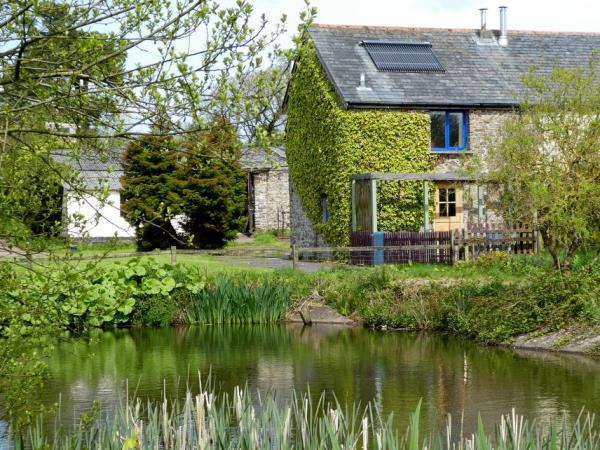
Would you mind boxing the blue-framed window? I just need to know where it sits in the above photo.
[321,193,329,223]
[430,111,468,151]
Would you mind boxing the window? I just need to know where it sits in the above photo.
[438,188,457,217]
[430,111,467,151]
[320,193,329,223]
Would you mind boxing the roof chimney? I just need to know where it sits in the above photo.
[479,8,488,31]
[499,6,508,46]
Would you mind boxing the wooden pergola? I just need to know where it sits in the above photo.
[351,172,478,233]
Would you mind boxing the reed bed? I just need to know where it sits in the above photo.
[13,382,600,450]
[186,278,290,324]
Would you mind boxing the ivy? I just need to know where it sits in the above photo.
[286,43,433,245]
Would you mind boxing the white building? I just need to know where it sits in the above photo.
[52,151,135,240]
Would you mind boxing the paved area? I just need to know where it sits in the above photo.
[214,256,338,272]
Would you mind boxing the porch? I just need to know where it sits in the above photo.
[350,171,481,233]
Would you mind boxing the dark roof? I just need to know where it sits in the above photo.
[239,146,287,171]
[308,25,600,108]
[51,150,123,191]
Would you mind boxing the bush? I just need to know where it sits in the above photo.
[1,259,206,332]
[121,119,247,251]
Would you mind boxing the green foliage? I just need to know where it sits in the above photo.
[0,144,67,250]
[120,134,182,250]
[121,118,247,250]
[177,118,247,249]
[186,277,290,324]
[0,0,293,257]
[286,43,432,245]
[341,266,600,344]
[1,259,205,332]
[481,58,600,269]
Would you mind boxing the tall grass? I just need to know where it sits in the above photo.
[186,278,290,324]
[13,383,599,449]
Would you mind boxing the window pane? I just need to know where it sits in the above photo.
[447,188,456,202]
[430,112,446,148]
[440,203,448,217]
[321,193,328,223]
[448,113,464,148]
[448,203,456,217]
[439,188,447,202]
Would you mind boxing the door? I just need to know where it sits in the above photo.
[433,183,463,232]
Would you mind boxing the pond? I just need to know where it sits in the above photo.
[8,325,600,437]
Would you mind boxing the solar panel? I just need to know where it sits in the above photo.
[361,40,445,73]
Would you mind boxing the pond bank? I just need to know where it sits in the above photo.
[510,324,600,355]
[295,264,600,357]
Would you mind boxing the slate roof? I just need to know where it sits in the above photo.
[239,146,287,171]
[308,25,600,108]
[51,150,123,191]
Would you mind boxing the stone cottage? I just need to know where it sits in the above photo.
[285,7,600,247]
[240,146,290,233]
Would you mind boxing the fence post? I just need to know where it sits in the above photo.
[170,246,177,264]
[450,231,455,265]
[291,245,298,270]
[462,229,469,261]
[372,232,384,266]
[533,210,541,256]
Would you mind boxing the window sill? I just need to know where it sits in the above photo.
[430,150,474,155]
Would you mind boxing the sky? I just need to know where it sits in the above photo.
[247,0,600,37]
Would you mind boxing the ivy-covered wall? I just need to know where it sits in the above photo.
[285,42,433,246]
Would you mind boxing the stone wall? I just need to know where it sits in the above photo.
[433,109,512,228]
[433,109,512,173]
[289,176,328,247]
[252,169,291,232]
[287,108,513,243]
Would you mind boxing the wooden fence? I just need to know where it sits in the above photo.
[293,225,538,267]
[460,224,537,259]
[349,231,452,264]
[6,226,537,270]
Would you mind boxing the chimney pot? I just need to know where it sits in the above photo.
[479,8,488,31]
[499,6,508,46]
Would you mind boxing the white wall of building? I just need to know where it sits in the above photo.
[65,191,135,239]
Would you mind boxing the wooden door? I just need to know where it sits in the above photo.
[433,183,463,232]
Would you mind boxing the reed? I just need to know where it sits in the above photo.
[13,382,599,450]
[186,278,290,324]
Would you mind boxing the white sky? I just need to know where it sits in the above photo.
[249,0,600,36]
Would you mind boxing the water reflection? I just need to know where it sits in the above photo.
[16,325,600,435]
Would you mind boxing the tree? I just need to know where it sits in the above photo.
[121,117,246,250]
[221,60,290,147]
[178,117,246,249]
[0,0,289,254]
[120,134,182,251]
[482,58,600,269]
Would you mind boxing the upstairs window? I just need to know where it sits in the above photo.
[431,112,467,151]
